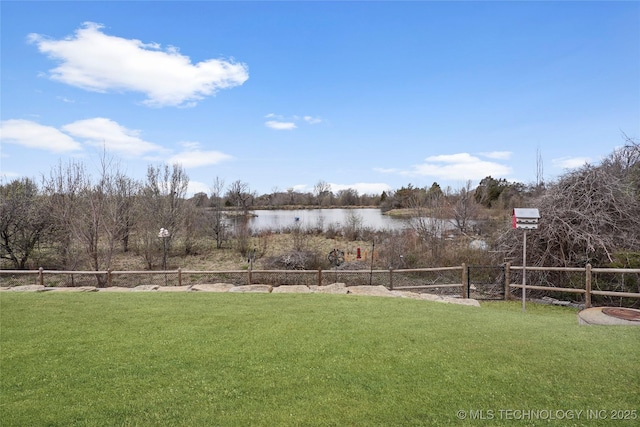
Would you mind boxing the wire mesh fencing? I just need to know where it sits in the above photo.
[1,265,638,308]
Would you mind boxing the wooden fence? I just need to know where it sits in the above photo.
[1,263,639,307]
[505,263,640,307]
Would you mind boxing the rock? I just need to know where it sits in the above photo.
[191,283,234,292]
[157,285,192,292]
[272,285,311,293]
[390,290,422,299]
[49,286,98,292]
[347,285,394,297]
[313,283,348,294]
[98,287,132,292]
[131,285,159,292]
[10,285,48,292]
[229,284,273,293]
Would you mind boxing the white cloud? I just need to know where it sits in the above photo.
[552,156,591,169]
[264,113,323,130]
[56,96,76,103]
[374,167,399,174]
[168,147,232,168]
[265,120,297,130]
[303,116,322,125]
[187,180,212,197]
[28,22,249,107]
[409,152,512,180]
[179,141,201,150]
[0,119,82,152]
[480,151,512,160]
[62,118,164,157]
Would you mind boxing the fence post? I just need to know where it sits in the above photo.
[107,269,112,287]
[504,262,511,300]
[389,267,393,290]
[461,263,467,298]
[585,264,592,308]
[248,267,252,286]
[38,267,44,287]
[178,268,182,287]
[318,268,322,287]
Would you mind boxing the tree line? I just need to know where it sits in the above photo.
[2,140,639,277]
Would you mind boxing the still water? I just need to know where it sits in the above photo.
[243,208,411,232]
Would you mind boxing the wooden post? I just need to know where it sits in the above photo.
[522,230,527,313]
[389,267,394,290]
[107,269,112,287]
[504,262,511,300]
[318,268,322,287]
[248,267,252,286]
[38,267,44,287]
[585,264,592,308]
[461,263,467,298]
[178,268,182,287]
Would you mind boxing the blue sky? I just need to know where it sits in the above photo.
[1,1,638,196]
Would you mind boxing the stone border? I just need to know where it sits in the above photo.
[1,283,480,307]
[578,307,640,326]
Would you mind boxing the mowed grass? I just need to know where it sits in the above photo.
[1,294,638,426]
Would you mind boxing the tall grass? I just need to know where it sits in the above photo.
[1,294,638,426]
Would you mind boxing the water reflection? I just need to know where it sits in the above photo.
[239,208,411,231]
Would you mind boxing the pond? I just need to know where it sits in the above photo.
[238,208,412,232]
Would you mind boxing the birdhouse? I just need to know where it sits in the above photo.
[512,208,540,230]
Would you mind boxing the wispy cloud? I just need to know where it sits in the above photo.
[265,120,297,130]
[303,116,322,125]
[552,156,591,169]
[480,151,512,160]
[62,118,165,157]
[374,167,400,174]
[29,22,249,107]
[0,119,82,152]
[264,113,323,130]
[401,152,512,181]
[168,142,232,168]
[186,180,212,197]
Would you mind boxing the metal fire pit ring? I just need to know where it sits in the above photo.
[578,307,640,325]
[602,307,640,322]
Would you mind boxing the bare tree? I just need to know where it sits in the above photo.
[448,180,478,234]
[0,178,50,269]
[313,180,332,206]
[407,189,448,263]
[41,160,86,271]
[343,209,364,240]
[536,146,544,189]
[137,164,189,269]
[499,141,640,268]
[70,153,130,286]
[113,175,138,252]
[210,176,228,249]
[226,180,253,214]
[337,188,359,206]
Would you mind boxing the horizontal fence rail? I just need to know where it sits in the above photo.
[507,264,640,307]
[2,263,639,307]
[0,266,467,297]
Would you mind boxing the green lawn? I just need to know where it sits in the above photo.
[1,293,638,426]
